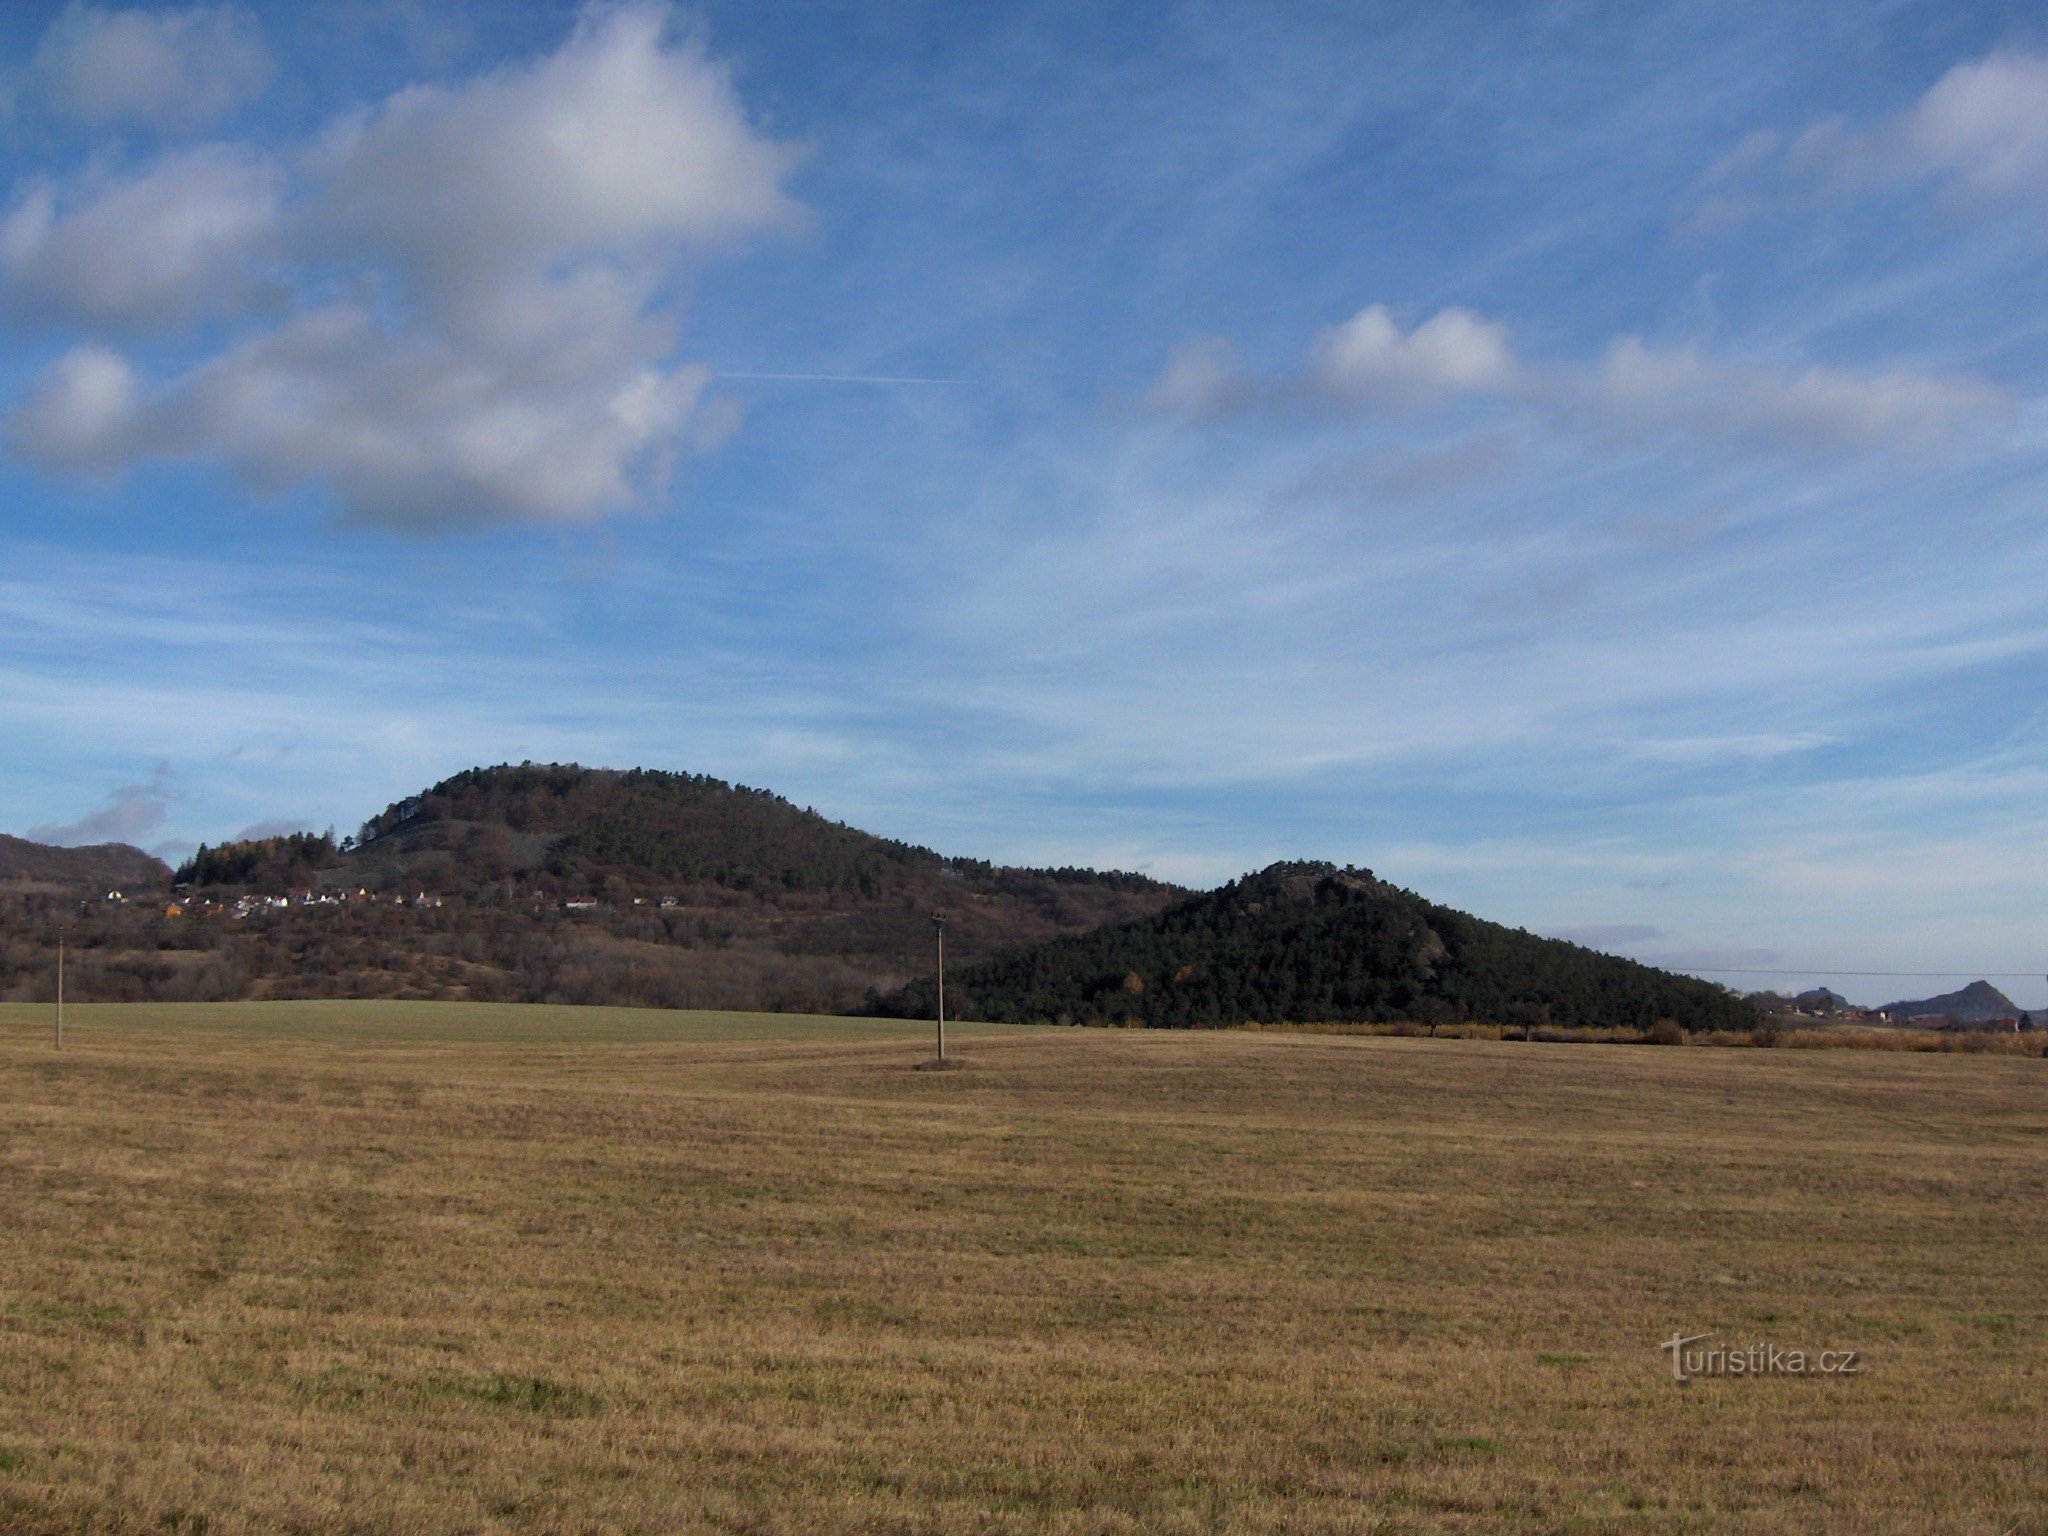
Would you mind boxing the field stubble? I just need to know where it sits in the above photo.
[0,1002,2043,1534]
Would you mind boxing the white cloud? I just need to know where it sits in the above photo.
[300,4,799,336]
[7,344,137,472]
[1898,52,2048,201]
[1592,337,2012,455]
[1148,306,1518,418]
[1149,304,2011,459]
[147,303,712,529]
[3,3,799,530]
[1310,304,1517,399]
[33,5,272,131]
[15,298,717,528]
[1145,336,1240,417]
[0,148,282,331]
[1698,51,2048,221]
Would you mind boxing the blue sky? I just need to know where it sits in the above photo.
[3,0,2047,1005]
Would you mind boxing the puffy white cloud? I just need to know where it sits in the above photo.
[19,299,718,529]
[299,2,801,345]
[3,3,800,530]
[0,148,282,331]
[154,305,714,529]
[33,4,272,131]
[1310,304,1517,399]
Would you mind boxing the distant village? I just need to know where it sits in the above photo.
[99,888,685,920]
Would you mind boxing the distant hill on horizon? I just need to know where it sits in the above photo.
[1879,979,2024,1022]
[0,833,169,891]
[880,860,1756,1032]
[1794,987,1850,1012]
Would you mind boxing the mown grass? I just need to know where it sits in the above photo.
[0,997,1021,1044]
[0,1001,2043,1534]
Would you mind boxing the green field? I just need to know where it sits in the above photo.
[1,1002,2043,1534]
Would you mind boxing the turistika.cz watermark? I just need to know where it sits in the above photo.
[1660,1332,1863,1382]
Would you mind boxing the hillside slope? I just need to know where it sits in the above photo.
[1879,980,2022,1022]
[0,834,169,890]
[883,861,1754,1032]
[3,766,1177,1011]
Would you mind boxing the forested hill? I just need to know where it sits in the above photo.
[0,834,169,890]
[883,861,1755,1032]
[3,765,1178,1012]
[178,764,1172,905]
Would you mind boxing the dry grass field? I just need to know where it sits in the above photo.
[1,1002,2043,1535]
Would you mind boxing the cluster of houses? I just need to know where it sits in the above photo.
[106,886,689,920]
[147,888,449,919]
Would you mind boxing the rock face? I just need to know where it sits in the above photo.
[0,834,169,890]
[881,860,1757,1032]
[1879,980,2024,1022]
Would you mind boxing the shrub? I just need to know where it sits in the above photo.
[1644,1018,1688,1047]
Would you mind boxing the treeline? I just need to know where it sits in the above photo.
[1,890,912,1012]
[175,832,339,891]
[882,861,1756,1033]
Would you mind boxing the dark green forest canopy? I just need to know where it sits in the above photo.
[883,861,1755,1032]
[362,763,928,896]
[176,832,338,889]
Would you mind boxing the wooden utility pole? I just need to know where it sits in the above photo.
[55,936,64,1050]
[933,912,946,1063]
